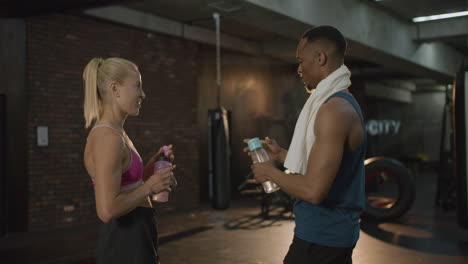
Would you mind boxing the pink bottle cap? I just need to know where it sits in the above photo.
[162,145,171,157]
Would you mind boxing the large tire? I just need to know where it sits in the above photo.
[362,157,415,221]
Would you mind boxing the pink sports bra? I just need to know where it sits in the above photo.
[89,125,143,192]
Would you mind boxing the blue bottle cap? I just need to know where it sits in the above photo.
[247,137,262,151]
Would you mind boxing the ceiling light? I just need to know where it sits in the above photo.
[413,10,468,22]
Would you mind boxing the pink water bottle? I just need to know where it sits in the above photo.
[152,146,173,202]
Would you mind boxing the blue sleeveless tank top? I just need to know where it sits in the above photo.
[293,91,367,247]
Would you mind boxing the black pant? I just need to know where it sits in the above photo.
[96,207,159,264]
[284,236,354,264]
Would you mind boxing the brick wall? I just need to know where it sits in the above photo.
[27,14,201,231]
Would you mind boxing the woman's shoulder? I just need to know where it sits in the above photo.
[87,126,126,153]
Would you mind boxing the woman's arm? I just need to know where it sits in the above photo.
[91,129,172,223]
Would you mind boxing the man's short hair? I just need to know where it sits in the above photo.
[301,26,347,59]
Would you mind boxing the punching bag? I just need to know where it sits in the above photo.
[208,108,231,209]
[453,62,468,228]
[207,13,231,209]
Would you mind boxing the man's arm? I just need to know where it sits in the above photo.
[275,147,288,164]
[267,98,352,204]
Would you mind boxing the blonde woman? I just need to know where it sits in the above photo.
[83,57,174,264]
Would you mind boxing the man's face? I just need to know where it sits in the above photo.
[296,39,321,91]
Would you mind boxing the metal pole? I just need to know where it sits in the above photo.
[213,12,221,108]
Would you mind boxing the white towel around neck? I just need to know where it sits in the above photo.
[284,64,352,174]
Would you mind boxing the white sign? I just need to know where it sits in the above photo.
[37,126,49,147]
[366,120,401,136]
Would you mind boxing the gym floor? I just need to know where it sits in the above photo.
[157,171,468,264]
[1,171,467,263]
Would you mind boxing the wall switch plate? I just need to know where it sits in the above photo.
[37,126,48,147]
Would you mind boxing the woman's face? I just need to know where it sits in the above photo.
[116,70,145,116]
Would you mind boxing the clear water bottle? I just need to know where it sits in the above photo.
[247,138,280,193]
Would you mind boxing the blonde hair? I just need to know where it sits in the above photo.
[82,57,139,128]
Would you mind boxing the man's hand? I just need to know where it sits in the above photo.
[243,137,286,163]
[251,160,278,183]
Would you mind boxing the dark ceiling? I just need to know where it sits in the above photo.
[0,0,131,17]
[2,0,465,81]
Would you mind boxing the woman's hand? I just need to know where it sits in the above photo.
[143,144,175,181]
[145,165,175,195]
[162,144,175,162]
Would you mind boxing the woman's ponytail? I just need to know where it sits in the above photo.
[83,58,103,128]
